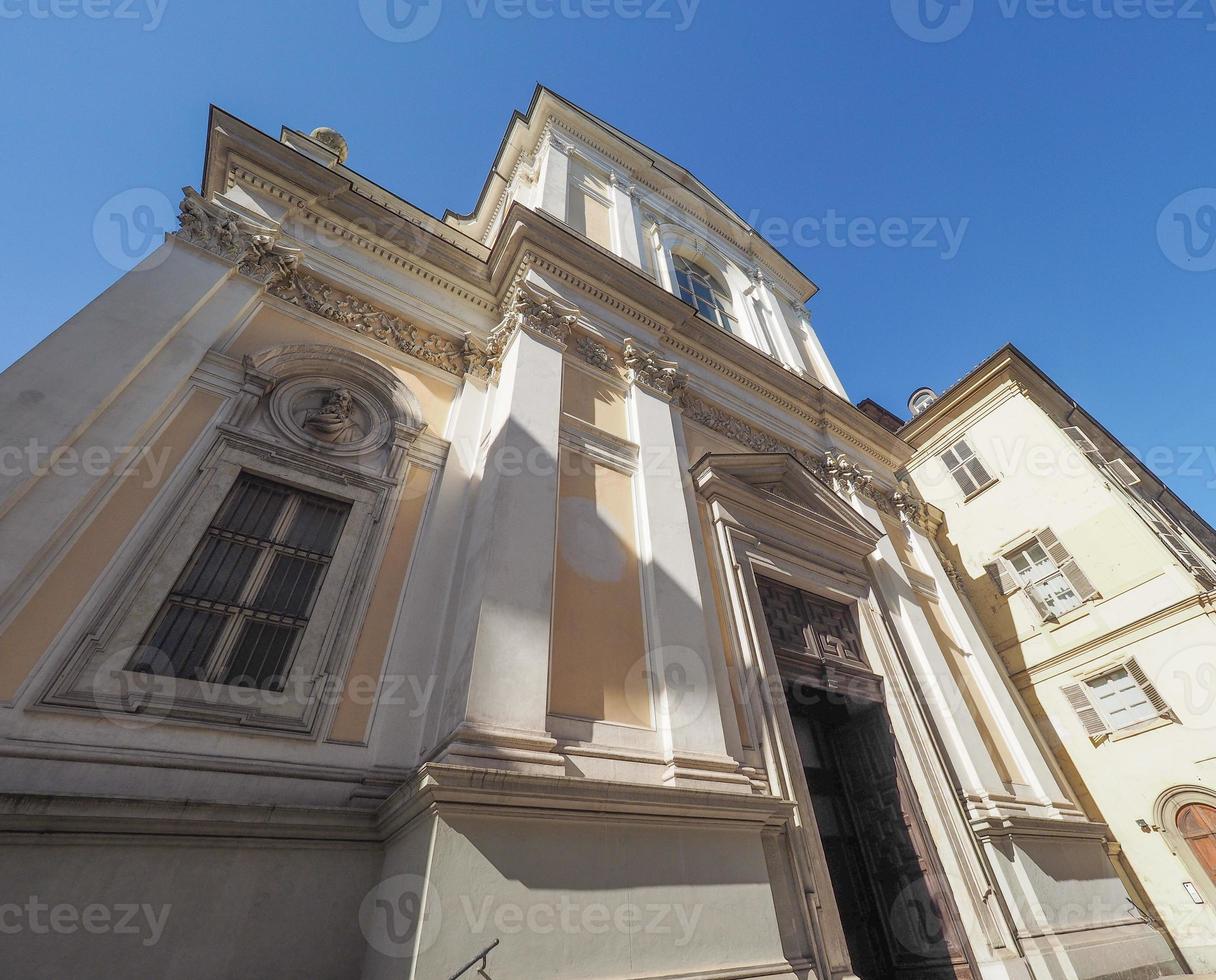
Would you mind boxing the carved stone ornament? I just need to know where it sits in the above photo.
[574,335,616,375]
[176,188,301,287]
[478,277,581,381]
[823,450,873,498]
[268,376,391,458]
[893,479,928,527]
[624,338,687,402]
[267,269,469,377]
[176,190,488,381]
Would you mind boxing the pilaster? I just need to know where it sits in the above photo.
[431,281,577,773]
[625,340,748,792]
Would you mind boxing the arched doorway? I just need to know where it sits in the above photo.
[1178,803,1216,886]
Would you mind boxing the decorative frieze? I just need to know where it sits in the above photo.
[682,392,943,533]
[574,335,617,375]
[175,190,492,380]
[624,338,687,402]
[268,269,469,377]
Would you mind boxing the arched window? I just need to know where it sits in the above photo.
[672,254,736,332]
[1178,803,1216,884]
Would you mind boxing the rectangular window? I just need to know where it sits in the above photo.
[941,439,995,497]
[1085,667,1159,731]
[1062,659,1172,743]
[1007,540,1083,618]
[130,473,349,691]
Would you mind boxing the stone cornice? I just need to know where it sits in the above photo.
[174,189,492,382]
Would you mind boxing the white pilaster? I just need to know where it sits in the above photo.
[626,341,747,792]
[432,284,575,773]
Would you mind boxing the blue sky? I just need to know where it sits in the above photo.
[2,0,1214,520]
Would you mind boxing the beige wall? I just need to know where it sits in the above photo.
[0,388,225,700]
[549,446,650,726]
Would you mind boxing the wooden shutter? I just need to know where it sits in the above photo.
[985,559,1019,596]
[1126,657,1172,718]
[1038,528,1100,601]
[1061,682,1108,741]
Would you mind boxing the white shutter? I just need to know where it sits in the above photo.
[1125,657,1172,719]
[1064,426,1102,457]
[1108,459,1142,487]
[985,560,1019,596]
[1062,682,1109,742]
[1038,528,1100,601]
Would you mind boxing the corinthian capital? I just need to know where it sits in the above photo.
[624,338,687,403]
[175,188,299,287]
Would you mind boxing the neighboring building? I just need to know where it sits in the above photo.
[901,345,1216,974]
[0,89,1179,980]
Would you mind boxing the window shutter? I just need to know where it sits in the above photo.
[1108,459,1142,487]
[1126,657,1172,718]
[1061,682,1108,741]
[1064,426,1102,457]
[1038,528,1100,601]
[985,560,1019,596]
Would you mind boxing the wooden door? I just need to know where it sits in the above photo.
[833,710,974,980]
[1179,803,1216,885]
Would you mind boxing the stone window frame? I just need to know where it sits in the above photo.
[40,344,427,736]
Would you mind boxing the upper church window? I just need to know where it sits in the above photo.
[673,254,736,333]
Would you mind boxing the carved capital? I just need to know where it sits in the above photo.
[624,338,687,403]
[574,335,616,375]
[823,451,873,498]
[175,188,299,288]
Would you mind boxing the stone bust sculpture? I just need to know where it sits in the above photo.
[302,387,365,444]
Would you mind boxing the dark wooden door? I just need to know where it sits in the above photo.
[833,710,974,980]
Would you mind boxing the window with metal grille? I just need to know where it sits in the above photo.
[672,255,736,333]
[940,438,995,497]
[130,474,350,691]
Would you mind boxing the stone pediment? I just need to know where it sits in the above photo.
[690,453,883,561]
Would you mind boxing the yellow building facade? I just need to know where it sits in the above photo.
[902,346,1216,974]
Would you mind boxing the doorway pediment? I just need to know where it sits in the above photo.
[690,453,883,562]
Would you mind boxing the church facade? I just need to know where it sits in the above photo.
[0,88,1182,980]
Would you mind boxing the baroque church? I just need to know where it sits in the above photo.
[0,87,1197,980]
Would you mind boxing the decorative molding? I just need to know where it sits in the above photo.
[624,338,686,402]
[682,392,920,524]
[574,335,617,375]
[267,268,472,377]
[176,188,301,287]
[478,274,581,381]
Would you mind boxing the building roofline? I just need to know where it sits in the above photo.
[900,342,1216,544]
